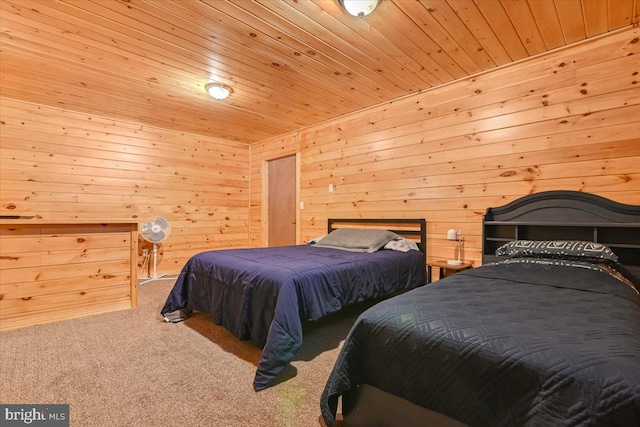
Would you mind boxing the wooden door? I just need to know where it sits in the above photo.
[267,155,296,246]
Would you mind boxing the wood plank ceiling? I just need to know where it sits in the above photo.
[1,0,638,144]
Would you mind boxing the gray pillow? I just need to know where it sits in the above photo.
[314,228,400,253]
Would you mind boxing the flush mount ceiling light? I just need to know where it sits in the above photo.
[339,0,381,17]
[205,82,232,100]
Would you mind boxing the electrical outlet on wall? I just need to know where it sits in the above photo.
[328,184,334,192]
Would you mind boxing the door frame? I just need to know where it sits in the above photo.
[261,152,300,246]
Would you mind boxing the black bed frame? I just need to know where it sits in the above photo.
[328,218,427,273]
[338,192,640,427]
[483,191,640,282]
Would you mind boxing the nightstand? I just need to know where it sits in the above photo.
[427,260,473,283]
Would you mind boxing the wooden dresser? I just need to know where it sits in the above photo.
[0,220,138,331]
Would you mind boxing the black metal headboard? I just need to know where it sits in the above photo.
[482,191,640,282]
[327,218,427,267]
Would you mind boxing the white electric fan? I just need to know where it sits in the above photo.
[139,217,171,284]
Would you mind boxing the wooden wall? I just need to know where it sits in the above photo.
[250,27,640,267]
[0,221,138,330]
[0,99,250,275]
[2,27,639,279]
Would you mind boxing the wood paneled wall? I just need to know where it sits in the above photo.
[2,27,638,280]
[0,99,250,275]
[0,221,138,330]
[250,27,640,267]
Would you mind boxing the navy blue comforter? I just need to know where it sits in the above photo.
[321,262,640,426]
[161,244,425,390]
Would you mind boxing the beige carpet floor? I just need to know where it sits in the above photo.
[0,277,371,426]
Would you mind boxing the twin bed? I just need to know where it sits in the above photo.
[321,191,640,427]
[161,218,426,390]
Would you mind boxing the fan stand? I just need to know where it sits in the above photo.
[138,248,151,280]
[139,243,168,284]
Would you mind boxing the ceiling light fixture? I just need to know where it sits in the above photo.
[339,0,381,17]
[205,82,232,100]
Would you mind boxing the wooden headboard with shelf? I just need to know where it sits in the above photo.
[482,191,640,283]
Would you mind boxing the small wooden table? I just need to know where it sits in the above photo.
[427,260,473,283]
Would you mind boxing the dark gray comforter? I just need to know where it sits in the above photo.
[321,262,640,426]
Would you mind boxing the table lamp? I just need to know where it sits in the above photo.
[447,228,463,265]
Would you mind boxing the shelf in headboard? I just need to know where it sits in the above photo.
[483,221,640,264]
[482,192,640,279]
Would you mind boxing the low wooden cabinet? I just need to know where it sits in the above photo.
[0,221,138,331]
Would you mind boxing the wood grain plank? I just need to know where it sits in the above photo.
[0,298,132,331]
[475,0,530,60]
[344,0,453,84]
[448,0,513,66]
[0,284,131,316]
[0,272,131,300]
[303,0,442,88]
[392,0,481,75]
[608,0,635,28]
[582,0,609,36]
[529,0,566,49]
[501,0,548,55]
[555,0,587,43]
[0,259,131,285]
